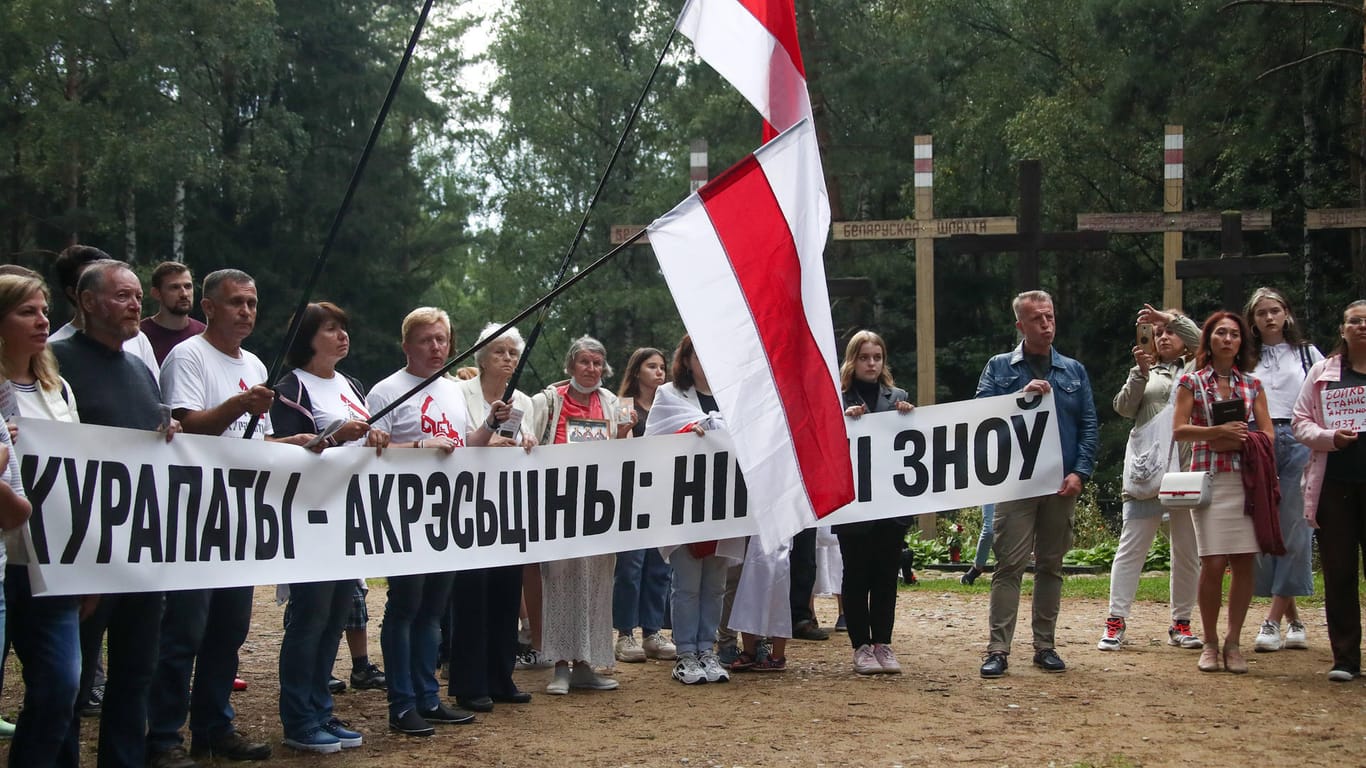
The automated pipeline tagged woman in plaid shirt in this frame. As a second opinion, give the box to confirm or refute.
[1173,311,1274,675]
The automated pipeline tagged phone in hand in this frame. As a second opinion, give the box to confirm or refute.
[1136,322,1157,359]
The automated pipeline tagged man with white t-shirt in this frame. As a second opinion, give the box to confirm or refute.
[50,244,161,381]
[367,307,511,738]
[148,269,308,767]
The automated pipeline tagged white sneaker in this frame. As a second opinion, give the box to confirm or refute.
[569,664,619,690]
[698,651,730,683]
[853,644,881,675]
[671,653,707,685]
[615,634,645,663]
[1328,666,1357,682]
[1097,616,1125,652]
[1254,621,1282,652]
[643,632,677,660]
[545,665,570,695]
[873,643,902,674]
[1284,620,1308,650]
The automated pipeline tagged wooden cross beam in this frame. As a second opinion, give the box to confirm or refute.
[830,136,1019,405]
[1076,125,1272,309]
[1173,211,1292,310]
[937,160,1109,291]
[1306,208,1366,230]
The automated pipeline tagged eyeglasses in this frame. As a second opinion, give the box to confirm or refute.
[1346,317,1366,326]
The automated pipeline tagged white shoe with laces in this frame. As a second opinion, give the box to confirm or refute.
[671,653,707,685]
[873,643,902,674]
[698,651,730,683]
[1283,620,1308,649]
[1255,621,1282,652]
[643,632,677,660]
[853,644,881,675]
[615,634,645,663]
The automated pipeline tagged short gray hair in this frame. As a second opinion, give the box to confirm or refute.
[203,269,254,301]
[1012,290,1053,320]
[76,259,132,297]
[563,335,613,379]
[474,322,525,369]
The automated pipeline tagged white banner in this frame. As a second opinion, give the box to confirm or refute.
[14,392,1061,595]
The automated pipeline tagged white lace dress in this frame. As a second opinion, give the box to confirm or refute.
[541,554,616,667]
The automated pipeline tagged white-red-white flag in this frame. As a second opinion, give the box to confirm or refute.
[647,120,853,548]
[677,0,811,142]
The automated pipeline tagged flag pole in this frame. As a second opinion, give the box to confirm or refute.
[367,229,648,426]
[499,22,682,405]
[243,0,436,438]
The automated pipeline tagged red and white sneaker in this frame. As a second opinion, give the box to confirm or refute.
[1097,616,1125,651]
[1167,620,1204,649]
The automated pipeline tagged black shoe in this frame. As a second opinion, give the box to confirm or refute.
[350,663,386,690]
[1033,648,1066,673]
[327,676,346,695]
[79,684,105,717]
[960,566,982,586]
[147,746,199,768]
[456,696,494,713]
[389,709,435,737]
[980,652,1008,678]
[491,689,533,704]
[419,702,477,725]
[190,730,273,761]
[792,620,830,641]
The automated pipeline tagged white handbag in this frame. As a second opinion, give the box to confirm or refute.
[1158,381,1217,509]
[1122,402,1173,499]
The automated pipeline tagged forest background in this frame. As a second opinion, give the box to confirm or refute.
[4,0,1364,518]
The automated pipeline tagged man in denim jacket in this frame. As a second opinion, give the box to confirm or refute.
[975,290,1098,679]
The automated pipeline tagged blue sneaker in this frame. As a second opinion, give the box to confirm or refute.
[283,727,341,754]
[321,718,362,748]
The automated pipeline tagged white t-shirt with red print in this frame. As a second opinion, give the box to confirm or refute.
[367,368,470,447]
[160,334,270,439]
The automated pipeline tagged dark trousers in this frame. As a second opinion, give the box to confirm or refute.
[381,573,455,718]
[146,586,254,753]
[278,581,352,736]
[836,525,904,648]
[86,592,165,768]
[788,527,818,626]
[448,565,523,699]
[1316,478,1366,672]
[6,565,82,768]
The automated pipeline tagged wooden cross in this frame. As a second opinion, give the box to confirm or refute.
[1173,211,1291,310]
[830,135,1018,405]
[936,159,1109,292]
[1076,125,1272,309]
[1306,207,1366,231]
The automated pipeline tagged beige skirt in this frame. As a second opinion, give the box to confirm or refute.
[1192,472,1259,557]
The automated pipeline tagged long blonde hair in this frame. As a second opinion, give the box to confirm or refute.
[839,330,896,391]
[0,275,61,392]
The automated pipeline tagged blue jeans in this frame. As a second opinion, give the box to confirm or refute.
[279,581,352,736]
[1255,423,1315,597]
[612,548,671,634]
[380,573,454,717]
[974,504,996,569]
[6,565,81,767]
[146,586,254,752]
[666,548,726,656]
[96,591,165,768]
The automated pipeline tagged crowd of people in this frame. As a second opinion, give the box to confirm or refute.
[0,247,1361,767]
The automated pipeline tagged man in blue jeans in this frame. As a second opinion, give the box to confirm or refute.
[975,290,1098,679]
[51,260,184,768]
[145,270,281,766]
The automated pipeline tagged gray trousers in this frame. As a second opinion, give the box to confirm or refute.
[987,493,1076,654]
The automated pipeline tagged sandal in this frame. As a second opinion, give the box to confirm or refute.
[728,651,758,672]
[1198,644,1221,673]
[1223,643,1248,674]
[752,655,787,672]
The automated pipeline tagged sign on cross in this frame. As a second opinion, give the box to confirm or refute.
[1077,125,1272,309]
[1173,211,1292,310]
[937,160,1109,291]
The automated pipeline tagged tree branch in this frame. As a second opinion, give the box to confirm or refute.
[1220,0,1366,17]
[1257,47,1366,79]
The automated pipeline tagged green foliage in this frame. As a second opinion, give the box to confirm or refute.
[904,530,950,567]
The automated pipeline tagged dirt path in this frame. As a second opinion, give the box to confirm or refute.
[5,575,1364,767]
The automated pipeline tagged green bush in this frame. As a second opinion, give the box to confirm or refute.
[904,530,950,565]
